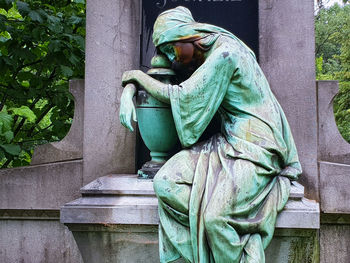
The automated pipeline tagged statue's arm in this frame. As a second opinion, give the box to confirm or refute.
[122,70,170,104]
[119,83,137,131]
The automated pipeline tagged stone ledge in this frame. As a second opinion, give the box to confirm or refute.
[0,159,83,210]
[321,213,350,225]
[61,174,319,229]
[0,209,60,220]
[79,174,305,199]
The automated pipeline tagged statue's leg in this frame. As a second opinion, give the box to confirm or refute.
[241,234,265,263]
[202,159,271,263]
[153,149,198,222]
[153,149,199,263]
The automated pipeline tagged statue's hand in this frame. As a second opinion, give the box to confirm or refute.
[119,83,137,132]
[122,70,141,87]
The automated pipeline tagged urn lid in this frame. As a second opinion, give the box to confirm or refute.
[151,54,171,68]
[147,54,175,76]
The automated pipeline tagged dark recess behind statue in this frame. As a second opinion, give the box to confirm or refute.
[137,0,259,169]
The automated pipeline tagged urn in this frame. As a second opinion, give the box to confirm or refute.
[136,55,178,179]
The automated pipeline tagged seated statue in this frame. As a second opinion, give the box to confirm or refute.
[120,6,302,263]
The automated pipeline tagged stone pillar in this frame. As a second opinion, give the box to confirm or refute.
[83,0,141,184]
[259,0,318,200]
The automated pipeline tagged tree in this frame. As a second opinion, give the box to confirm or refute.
[316,0,349,13]
[0,0,85,168]
[315,3,350,142]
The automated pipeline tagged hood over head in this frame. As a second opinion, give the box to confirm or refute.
[152,6,255,59]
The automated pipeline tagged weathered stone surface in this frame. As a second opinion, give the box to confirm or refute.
[276,198,319,229]
[266,229,319,263]
[61,174,320,229]
[317,81,350,165]
[319,161,350,213]
[83,0,141,185]
[320,224,350,263]
[80,174,155,196]
[31,80,84,165]
[71,225,159,263]
[66,224,318,263]
[0,220,83,263]
[259,0,318,200]
[0,160,83,209]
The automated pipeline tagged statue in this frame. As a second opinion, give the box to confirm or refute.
[120,6,302,263]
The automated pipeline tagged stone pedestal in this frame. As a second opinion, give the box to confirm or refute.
[61,174,319,263]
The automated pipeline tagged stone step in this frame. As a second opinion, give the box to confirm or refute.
[80,174,305,199]
[61,174,319,229]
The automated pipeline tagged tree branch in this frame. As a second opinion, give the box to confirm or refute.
[31,123,53,137]
[27,104,53,137]
[0,93,8,112]
[21,59,43,69]
[13,97,40,138]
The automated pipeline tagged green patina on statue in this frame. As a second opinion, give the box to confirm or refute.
[120,6,302,263]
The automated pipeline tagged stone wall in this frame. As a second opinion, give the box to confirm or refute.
[0,80,84,263]
[0,220,83,263]
[83,0,140,184]
[67,225,318,263]
[259,0,318,201]
[1,1,350,262]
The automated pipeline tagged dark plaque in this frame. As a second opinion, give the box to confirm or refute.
[141,0,259,71]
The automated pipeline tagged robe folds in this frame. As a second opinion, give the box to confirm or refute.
[152,6,302,263]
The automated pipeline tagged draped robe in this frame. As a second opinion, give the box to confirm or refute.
[152,6,302,263]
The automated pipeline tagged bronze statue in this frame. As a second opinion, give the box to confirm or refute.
[120,6,301,263]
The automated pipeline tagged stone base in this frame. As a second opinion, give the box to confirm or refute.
[61,174,320,263]
[66,224,318,263]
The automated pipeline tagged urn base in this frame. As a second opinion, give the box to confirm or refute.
[138,160,165,179]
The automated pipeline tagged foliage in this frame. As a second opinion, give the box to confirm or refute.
[315,3,350,142]
[0,0,85,168]
[334,82,350,142]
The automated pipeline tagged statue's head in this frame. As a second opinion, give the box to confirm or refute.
[152,6,255,70]
[153,6,217,76]
[153,6,196,48]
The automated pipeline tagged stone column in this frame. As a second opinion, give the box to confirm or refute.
[259,0,318,200]
[83,0,141,184]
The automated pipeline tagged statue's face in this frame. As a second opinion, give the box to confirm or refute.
[159,42,194,65]
[159,43,176,62]
[159,41,202,80]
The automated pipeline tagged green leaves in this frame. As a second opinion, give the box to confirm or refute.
[316,3,350,143]
[0,110,13,132]
[3,131,13,142]
[8,106,36,123]
[16,1,30,15]
[0,144,20,155]
[60,65,73,77]
[0,0,85,168]
[0,109,19,159]
[28,10,42,23]
[0,0,15,11]
[333,82,350,142]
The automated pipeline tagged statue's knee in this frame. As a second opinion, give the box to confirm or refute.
[153,172,171,199]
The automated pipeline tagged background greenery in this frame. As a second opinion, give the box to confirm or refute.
[0,0,85,168]
[315,2,350,143]
[0,1,348,168]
